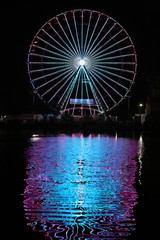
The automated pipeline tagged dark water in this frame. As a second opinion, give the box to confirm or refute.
[1,131,160,239]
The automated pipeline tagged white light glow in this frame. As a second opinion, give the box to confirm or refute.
[79,59,85,66]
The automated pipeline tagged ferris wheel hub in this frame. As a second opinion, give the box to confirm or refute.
[79,59,85,66]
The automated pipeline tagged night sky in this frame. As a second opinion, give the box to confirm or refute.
[1,1,160,115]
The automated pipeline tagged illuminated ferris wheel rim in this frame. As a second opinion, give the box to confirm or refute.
[27,9,137,116]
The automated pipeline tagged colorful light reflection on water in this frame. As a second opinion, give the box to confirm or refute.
[23,134,140,239]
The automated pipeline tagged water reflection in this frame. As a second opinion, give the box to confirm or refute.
[23,134,140,239]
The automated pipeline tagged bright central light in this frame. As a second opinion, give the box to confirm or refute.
[79,59,85,66]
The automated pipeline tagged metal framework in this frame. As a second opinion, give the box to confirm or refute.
[27,9,137,117]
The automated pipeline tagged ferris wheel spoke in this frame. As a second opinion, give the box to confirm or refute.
[41,79,65,97]
[89,68,123,97]
[63,67,81,112]
[56,17,78,55]
[86,17,109,56]
[29,64,70,73]
[81,10,84,55]
[91,44,133,59]
[57,69,79,106]
[49,21,66,44]
[55,70,77,100]
[72,70,81,115]
[31,44,55,56]
[89,28,123,57]
[90,77,110,111]
[36,36,73,59]
[49,21,77,56]
[81,70,83,100]
[83,67,109,111]
[95,36,129,55]
[29,61,67,65]
[32,66,72,82]
[80,67,101,113]
[86,22,116,57]
[96,64,135,74]
[28,52,67,62]
[83,11,92,53]
[97,61,136,65]
[86,80,101,113]
[84,72,92,115]
[72,11,81,53]
[75,71,81,100]
[32,44,71,61]
[91,67,128,90]
[64,13,80,55]
[94,65,133,82]
[36,68,75,91]
[42,29,75,58]
[47,69,76,103]
[88,70,117,105]
[96,53,136,62]
[85,13,101,55]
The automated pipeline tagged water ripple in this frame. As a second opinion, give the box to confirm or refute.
[23,134,139,239]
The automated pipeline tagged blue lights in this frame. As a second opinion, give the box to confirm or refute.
[70,98,94,105]
[79,59,85,66]
[24,134,138,239]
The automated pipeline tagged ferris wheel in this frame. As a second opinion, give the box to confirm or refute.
[27,9,137,117]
